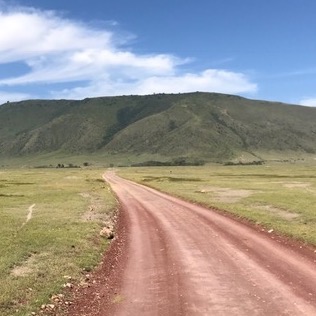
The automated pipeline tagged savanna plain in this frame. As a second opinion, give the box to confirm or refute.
[0,168,116,316]
[1,162,316,315]
[119,163,316,245]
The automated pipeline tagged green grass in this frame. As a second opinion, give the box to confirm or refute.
[0,168,116,316]
[2,162,315,314]
[119,163,316,246]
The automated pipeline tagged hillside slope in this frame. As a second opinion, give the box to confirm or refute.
[1,92,316,163]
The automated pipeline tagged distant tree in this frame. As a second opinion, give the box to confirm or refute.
[172,157,186,166]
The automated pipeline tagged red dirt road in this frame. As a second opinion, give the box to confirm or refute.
[69,171,316,315]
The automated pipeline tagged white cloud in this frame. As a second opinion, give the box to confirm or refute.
[0,50,183,85]
[57,69,257,100]
[299,98,316,107]
[0,8,111,63]
[0,91,32,105]
[133,70,257,95]
[0,5,257,99]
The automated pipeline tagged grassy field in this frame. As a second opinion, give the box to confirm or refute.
[0,168,116,316]
[2,163,316,315]
[119,163,316,246]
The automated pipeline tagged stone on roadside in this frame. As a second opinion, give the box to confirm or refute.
[100,227,114,239]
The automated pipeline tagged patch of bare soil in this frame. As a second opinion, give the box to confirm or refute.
[79,192,91,199]
[11,264,34,277]
[198,186,256,203]
[255,204,300,220]
[11,253,44,277]
[79,190,117,242]
[20,204,36,229]
[79,192,112,223]
[26,204,35,222]
[283,182,311,189]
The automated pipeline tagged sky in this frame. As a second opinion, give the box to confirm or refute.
[0,0,316,106]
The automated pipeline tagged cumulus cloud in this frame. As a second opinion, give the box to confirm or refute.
[0,8,111,62]
[0,5,257,99]
[57,69,256,100]
[299,98,316,107]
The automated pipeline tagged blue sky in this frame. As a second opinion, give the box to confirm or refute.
[0,0,316,106]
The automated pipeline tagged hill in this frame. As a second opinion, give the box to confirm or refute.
[1,92,316,166]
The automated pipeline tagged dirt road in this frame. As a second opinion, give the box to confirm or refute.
[69,171,316,315]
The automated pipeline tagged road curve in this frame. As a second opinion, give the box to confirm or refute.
[72,171,316,315]
[102,171,316,315]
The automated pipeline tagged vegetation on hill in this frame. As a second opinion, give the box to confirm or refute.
[1,92,316,164]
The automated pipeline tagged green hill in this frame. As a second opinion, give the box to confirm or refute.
[1,92,316,166]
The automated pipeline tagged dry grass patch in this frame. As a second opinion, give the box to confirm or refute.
[80,191,114,223]
[282,182,311,189]
[255,205,300,221]
[198,187,256,203]
[10,253,48,277]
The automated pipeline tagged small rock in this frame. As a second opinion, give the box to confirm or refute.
[51,295,59,301]
[268,229,274,233]
[79,281,89,287]
[100,227,114,239]
[64,282,73,288]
